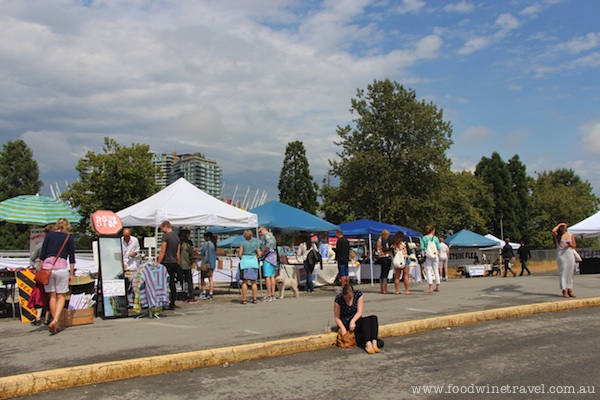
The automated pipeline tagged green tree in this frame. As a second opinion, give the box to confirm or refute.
[475,152,518,239]
[507,155,532,240]
[0,139,42,201]
[319,178,354,224]
[330,79,453,231]
[530,169,599,248]
[63,137,159,243]
[278,141,319,214]
[437,171,494,236]
[0,139,43,249]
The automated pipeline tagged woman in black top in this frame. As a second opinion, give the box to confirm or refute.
[334,284,380,354]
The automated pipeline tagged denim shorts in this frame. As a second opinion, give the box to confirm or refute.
[338,263,349,277]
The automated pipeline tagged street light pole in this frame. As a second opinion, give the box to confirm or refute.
[500,210,504,239]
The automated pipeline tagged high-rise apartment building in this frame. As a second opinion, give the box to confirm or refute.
[168,153,222,198]
[150,152,176,189]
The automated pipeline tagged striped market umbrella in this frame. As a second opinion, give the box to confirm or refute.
[0,194,81,225]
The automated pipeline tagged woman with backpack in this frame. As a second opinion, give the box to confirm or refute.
[420,225,441,293]
[392,231,412,295]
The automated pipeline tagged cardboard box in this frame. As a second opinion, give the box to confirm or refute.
[59,308,95,327]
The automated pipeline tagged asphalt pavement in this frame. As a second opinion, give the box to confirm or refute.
[0,272,599,398]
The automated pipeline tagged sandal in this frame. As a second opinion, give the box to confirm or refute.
[241,300,247,305]
[405,291,413,295]
[251,299,257,304]
[568,290,576,298]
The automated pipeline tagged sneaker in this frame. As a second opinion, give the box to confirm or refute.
[199,293,207,300]
[188,299,198,304]
[261,296,270,302]
[208,293,213,300]
[270,296,276,301]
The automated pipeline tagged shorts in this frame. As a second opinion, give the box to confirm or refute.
[44,268,69,294]
[240,268,258,281]
[338,263,349,277]
[263,261,276,277]
[201,268,214,279]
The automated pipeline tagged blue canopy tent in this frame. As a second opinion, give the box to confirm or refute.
[445,229,497,247]
[217,235,259,248]
[212,200,339,234]
[335,219,421,286]
[337,219,421,238]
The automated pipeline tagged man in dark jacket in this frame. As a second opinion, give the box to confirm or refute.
[501,237,517,277]
[517,241,532,276]
[335,230,351,288]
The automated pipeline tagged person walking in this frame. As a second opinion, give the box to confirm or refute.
[376,230,392,294]
[438,237,450,281]
[517,240,532,276]
[39,218,75,335]
[420,225,440,293]
[157,220,181,310]
[501,237,517,277]
[552,222,577,298]
[334,230,351,289]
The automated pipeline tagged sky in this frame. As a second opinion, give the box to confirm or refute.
[1,0,599,205]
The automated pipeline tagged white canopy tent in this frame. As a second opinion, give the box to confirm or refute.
[116,178,258,228]
[569,211,600,238]
[481,234,520,250]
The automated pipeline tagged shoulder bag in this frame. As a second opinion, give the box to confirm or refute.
[35,234,69,285]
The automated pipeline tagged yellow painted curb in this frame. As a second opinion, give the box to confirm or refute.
[1,297,599,399]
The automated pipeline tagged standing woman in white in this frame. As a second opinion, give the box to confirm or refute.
[420,225,441,293]
[552,222,577,298]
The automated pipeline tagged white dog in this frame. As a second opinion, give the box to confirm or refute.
[275,275,299,299]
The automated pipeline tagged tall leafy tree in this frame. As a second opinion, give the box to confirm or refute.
[330,79,453,231]
[507,155,532,240]
[63,137,159,240]
[278,141,319,214]
[0,139,43,249]
[319,178,354,224]
[530,169,599,248]
[437,171,494,236]
[475,152,518,239]
[0,139,42,201]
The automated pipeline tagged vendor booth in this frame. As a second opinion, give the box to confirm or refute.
[569,212,600,274]
[445,229,498,277]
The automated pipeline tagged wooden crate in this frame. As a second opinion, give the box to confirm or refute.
[59,308,94,327]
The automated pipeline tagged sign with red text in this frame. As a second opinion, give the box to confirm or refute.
[91,210,123,236]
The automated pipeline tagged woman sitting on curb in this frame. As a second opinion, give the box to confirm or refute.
[333,284,381,354]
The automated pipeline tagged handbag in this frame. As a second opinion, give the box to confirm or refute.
[200,241,211,272]
[392,248,405,268]
[35,234,70,285]
[574,250,583,263]
[336,330,356,348]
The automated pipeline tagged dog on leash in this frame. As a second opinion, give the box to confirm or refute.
[275,275,299,299]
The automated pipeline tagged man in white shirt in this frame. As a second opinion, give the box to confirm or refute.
[438,238,450,281]
[121,228,140,271]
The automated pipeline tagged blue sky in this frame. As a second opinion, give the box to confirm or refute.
[1,0,599,205]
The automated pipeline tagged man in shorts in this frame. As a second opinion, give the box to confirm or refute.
[199,232,216,300]
[335,230,351,289]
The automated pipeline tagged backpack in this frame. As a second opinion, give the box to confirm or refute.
[425,239,438,259]
[392,248,405,268]
[307,248,322,268]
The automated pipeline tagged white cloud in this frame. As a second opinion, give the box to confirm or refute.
[442,1,475,13]
[556,32,600,54]
[580,121,600,154]
[392,0,426,15]
[458,126,494,144]
[458,13,520,54]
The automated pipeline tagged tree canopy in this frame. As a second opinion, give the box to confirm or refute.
[278,141,319,214]
[63,137,159,240]
[0,139,43,249]
[325,78,453,231]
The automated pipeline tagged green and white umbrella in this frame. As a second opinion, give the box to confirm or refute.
[0,195,81,225]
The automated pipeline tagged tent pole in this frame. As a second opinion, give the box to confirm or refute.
[369,233,374,287]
